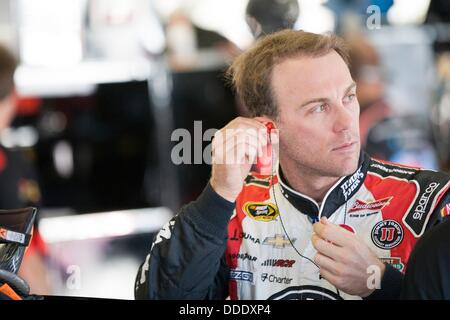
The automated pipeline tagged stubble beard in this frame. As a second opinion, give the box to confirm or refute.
[279,140,360,180]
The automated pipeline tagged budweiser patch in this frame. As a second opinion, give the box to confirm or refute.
[348,197,393,213]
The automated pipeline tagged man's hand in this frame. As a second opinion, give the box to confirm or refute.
[312,217,385,297]
[210,117,277,202]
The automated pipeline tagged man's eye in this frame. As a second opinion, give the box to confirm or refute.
[312,104,327,113]
[344,94,356,103]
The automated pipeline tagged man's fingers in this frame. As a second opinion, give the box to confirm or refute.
[314,253,343,276]
[222,135,260,153]
[318,267,341,288]
[215,127,265,146]
[311,234,345,261]
[212,129,267,164]
[227,117,268,131]
[226,117,272,145]
[213,142,259,165]
[214,127,268,153]
[313,218,354,247]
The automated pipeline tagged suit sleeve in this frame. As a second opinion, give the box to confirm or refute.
[134,183,235,300]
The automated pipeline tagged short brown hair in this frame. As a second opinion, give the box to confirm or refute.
[227,30,350,118]
[0,45,17,100]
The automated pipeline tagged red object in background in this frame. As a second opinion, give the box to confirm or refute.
[15,95,42,116]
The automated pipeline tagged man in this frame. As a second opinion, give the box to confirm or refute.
[135,30,450,300]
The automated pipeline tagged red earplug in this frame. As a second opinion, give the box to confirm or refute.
[253,121,275,175]
[265,121,275,133]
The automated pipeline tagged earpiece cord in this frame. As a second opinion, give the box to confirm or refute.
[343,201,348,226]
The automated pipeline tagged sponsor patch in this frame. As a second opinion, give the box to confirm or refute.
[244,175,271,188]
[379,257,405,272]
[261,259,295,268]
[243,202,279,222]
[371,220,404,249]
[403,181,444,237]
[261,273,292,285]
[340,167,364,200]
[348,197,393,213]
[411,182,440,221]
[370,161,417,176]
[229,230,261,244]
[262,234,294,249]
[230,270,254,283]
[228,252,257,262]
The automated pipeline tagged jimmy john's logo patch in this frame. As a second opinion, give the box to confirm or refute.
[243,202,279,221]
[371,220,403,249]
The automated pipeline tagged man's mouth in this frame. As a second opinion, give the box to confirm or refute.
[332,141,357,151]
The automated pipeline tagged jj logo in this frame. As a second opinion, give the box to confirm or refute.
[379,227,395,242]
[371,220,404,249]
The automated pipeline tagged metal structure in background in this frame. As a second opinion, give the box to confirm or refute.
[145,56,181,212]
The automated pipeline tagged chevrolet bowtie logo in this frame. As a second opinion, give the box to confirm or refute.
[262,234,295,248]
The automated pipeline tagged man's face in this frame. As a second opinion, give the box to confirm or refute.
[271,50,360,178]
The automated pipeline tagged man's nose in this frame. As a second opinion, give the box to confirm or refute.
[333,103,354,133]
